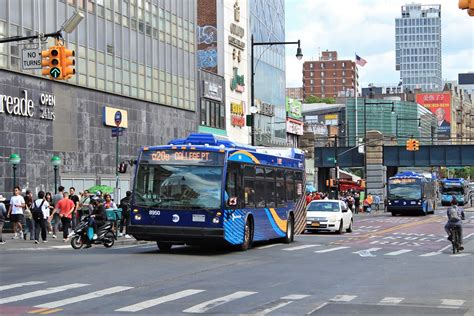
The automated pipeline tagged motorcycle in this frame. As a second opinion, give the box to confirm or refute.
[70,215,115,249]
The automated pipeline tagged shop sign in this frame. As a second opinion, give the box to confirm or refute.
[324,114,338,126]
[230,101,245,127]
[229,36,246,50]
[0,89,55,120]
[230,67,245,93]
[203,81,223,101]
[255,99,274,117]
[229,1,245,51]
[286,118,304,135]
[103,106,128,128]
[286,97,302,119]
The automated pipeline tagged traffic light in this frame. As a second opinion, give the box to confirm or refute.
[40,46,61,79]
[60,46,75,79]
[459,0,474,16]
[246,114,253,127]
[413,140,420,151]
[326,179,335,188]
[406,139,414,151]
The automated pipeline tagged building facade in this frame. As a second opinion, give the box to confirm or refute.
[302,50,358,100]
[0,0,198,198]
[458,72,474,95]
[286,87,303,100]
[395,3,442,92]
[249,0,287,146]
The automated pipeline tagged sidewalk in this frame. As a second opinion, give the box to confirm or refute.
[0,232,150,250]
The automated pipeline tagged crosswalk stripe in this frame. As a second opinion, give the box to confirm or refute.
[35,286,133,308]
[116,289,205,312]
[0,281,46,292]
[280,294,310,300]
[384,249,412,256]
[352,248,381,254]
[449,253,470,257]
[440,299,465,307]
[419,252,441,257]
[0,283,88,305]
[282,244,320,251]
[256,244,282,249]
[255,301,293,315]
[314,246,349,254]
[182,291,257,313]
[379,297,404,305]
[330,295,356,302]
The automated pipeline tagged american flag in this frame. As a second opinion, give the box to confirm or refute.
[355,54,367,67]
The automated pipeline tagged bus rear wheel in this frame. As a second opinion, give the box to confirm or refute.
[239,218,253,251]
[281,214,294,244]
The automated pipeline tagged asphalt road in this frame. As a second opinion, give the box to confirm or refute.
[1,207,473,316]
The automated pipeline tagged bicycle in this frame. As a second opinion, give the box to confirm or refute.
[449,226,462,254]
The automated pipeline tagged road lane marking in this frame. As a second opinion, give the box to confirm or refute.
[438,245,452,252]
[306,302,328,314]
[254,301,293,315]
[384,249,412,256]
[330,295,356,302]
[314,246,349,253]
[49,245,71,249]
[352,248,381,256]
[116,289,205,312]
[39,308,63,314]
[419,252,441,257]
[378,297,404,305]
[182,291,257,313]
[28,308,50,314]
[281,294,310,300]
[282,244,320,251]
[0,281,45,292]
[35,286,133,308]
[0,283,88,305]
[439,299,465,308]
[464,233,474,239]
[449,253,470,257]
[256,244,282,249]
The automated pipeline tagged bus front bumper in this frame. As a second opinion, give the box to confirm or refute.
[129,225,225,242]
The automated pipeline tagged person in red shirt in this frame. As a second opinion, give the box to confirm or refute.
[51,192,75,241]
[305,192,313,205]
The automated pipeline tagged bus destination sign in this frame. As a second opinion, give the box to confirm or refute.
[143,150,223,165]
[390,178,417,184]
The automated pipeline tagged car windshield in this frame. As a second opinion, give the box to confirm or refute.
[441,186,464,194]
[134,164,223,210]
[307,202,340,212]
[388,184,422,200]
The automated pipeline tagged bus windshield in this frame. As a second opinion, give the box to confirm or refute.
[388,184,422,200]
[441,186,464,195]
[134,164,223,210]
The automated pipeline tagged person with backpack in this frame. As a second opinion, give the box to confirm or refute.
[32,191,50,244]
[444,197,465,251]
[118,191,132,238]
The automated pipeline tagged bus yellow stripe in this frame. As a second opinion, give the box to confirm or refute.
[229,150,260,164]
[269,208,287,232]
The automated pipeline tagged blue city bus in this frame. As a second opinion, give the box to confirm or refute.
[128,133,306,251]
[440,178,469,206]
[387,172,437,216]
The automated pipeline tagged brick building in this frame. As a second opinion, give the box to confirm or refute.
[286,87,303,100]
[302,50,358,99]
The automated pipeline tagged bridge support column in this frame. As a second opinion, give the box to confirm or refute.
[366,131,386,209]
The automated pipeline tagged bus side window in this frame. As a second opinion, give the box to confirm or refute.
[255,167,265,208]
[265,168,276,208]
[244,165,256,208]
[226,163,243,208]
[285,171,295,202]
[276,169,285,206]
[295,171,303,199]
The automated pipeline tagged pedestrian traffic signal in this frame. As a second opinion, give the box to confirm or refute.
[459,0,474,16]
[60,46,75,80]
[117,162,127,173]
[40,46,62,78]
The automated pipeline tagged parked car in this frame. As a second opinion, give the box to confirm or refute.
[304,200,353,234]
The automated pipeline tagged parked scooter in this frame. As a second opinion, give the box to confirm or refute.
[70,215,115,249]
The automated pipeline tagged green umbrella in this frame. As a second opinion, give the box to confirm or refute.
[87,185,115,194]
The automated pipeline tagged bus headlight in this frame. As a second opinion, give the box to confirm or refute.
[212,217,220,224]
[134,214,142,221]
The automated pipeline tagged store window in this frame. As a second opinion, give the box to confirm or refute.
[200,99,225,129]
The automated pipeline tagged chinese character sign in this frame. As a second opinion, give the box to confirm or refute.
[416,93,451,139]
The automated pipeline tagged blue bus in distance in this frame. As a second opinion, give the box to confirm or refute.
[387,172,437,216]
[129,133,306,251]
[440,178,469,206]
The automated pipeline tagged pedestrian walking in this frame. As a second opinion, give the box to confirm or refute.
[69,187,80,229]
[354,193,360,214]
[374,194,381,212]
[45,192,54,236]
[51,191,75,242]
[23,190,35,240]
[119,191,132,238]
[7,186,25,240]
[0,195,7,244]
[51,186,65,238]
[32,191,49,243]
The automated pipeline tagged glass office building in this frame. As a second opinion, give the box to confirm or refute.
[249,0,286,146]
[395,3,442,92]
[0,0,198,198]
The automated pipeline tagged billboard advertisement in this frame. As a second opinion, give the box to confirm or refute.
[286,97,302,119]
[416,92,451,139]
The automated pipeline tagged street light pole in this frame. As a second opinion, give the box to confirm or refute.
[250,35,302,146]
[8,154,21,190]
[51,155,62,194]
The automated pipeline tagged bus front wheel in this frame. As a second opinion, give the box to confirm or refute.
[239,218,253,251]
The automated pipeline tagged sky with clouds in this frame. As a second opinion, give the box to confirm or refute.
[284,0,474,89]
